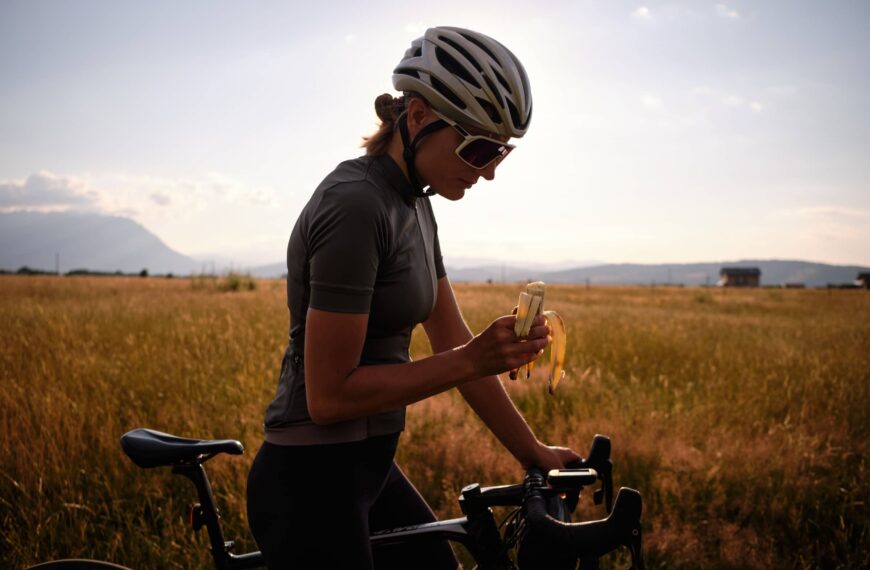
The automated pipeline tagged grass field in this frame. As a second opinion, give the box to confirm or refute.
[1,276,867,569]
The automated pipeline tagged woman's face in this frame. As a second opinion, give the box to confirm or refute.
[410,105,508,201]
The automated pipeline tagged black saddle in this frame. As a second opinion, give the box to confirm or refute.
[121,428,244,468]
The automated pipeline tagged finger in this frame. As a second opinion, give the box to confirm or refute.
[526,324,551,339]
[511,305,518,315]
[495,314,519,328]
[508,336,549,356]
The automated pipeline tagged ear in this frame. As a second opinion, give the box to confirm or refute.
[405,97,434,139]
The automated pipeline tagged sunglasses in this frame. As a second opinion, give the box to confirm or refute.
[431,110,515,169]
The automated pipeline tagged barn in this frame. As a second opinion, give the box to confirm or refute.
[719,267,761,287]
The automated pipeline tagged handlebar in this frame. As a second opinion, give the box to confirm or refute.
[457,434,644,569]
[522,467,644,569]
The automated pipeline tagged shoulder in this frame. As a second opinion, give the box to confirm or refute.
[316,156,392,211]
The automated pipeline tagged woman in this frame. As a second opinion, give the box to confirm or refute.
[246,26,581,569]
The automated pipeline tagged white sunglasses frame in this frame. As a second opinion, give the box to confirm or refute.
[431,109,515,170]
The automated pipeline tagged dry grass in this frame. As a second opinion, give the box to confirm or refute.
[1,277,867,569]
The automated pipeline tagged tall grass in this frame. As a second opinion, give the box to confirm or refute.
[1,277,867,568]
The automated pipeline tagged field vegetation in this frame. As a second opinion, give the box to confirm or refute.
[1,276,867,568]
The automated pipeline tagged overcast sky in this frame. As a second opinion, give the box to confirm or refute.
[1,0,868,268]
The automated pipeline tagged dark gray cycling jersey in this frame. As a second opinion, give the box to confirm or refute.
[264,153,447,445]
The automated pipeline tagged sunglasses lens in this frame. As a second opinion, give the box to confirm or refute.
[458,138,512,168]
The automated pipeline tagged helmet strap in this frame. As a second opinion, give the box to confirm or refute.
[397,111,448,198]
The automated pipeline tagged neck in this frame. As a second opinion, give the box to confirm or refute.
[385,131,410,182]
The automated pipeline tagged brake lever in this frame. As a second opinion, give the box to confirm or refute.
[568,434,614,513]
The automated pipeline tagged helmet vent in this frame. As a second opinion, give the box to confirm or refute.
[482,75,504,109]
[435,46,480,89]
[493,68,512,95]
[507,99,529,130]
[431,75,467,110]
[460,32,498,63]
[396,67,420,80]
[413,46,422,58]
[476,97,502,124]
[439,35,483,72]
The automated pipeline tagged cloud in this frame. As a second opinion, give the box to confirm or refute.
[641,94,663,109]
[694,88,763,112]
[344,34,357,43]
[721,95,763,111]
[2,169,276,220]
[150,192,171,206]
[716,4,740,19]
[631,6,652,20]
[204,172,273,206]
[0,172,99,211]
[791,206,870,221]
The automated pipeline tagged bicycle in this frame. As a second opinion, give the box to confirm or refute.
[26,428,645,569]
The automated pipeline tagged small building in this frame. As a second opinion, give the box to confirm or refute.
[857,272,870,289]
[718,267,761,287]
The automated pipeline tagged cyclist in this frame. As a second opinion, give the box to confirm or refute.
[246,26,581,569]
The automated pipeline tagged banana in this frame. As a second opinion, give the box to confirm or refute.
[510,281,567,394]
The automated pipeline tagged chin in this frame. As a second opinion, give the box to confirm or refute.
[431,184,466,201]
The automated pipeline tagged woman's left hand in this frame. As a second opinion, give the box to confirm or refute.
[522,442,583,471]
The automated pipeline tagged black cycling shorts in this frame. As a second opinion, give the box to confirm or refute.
[246,433,459,569]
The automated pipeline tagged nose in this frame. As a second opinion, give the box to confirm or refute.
[480,159,499,181]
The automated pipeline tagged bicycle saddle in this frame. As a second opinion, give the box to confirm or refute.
[121,428,244,468]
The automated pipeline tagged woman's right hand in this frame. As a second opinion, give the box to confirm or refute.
[461,314,551,378]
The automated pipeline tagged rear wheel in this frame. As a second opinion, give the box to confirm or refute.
[26,560,133,570]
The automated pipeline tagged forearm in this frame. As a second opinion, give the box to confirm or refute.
[308,345,477,425]
[426,310,544,467]
[457,375,543,467]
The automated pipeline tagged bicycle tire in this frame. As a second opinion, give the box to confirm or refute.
[26,560,133,570]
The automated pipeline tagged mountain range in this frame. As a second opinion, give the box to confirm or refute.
[0,211,197,275]
[2,210,867,286]
[444,260,869,287]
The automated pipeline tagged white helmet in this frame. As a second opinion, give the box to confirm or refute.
[393,26,533,138]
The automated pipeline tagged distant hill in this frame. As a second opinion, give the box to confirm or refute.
[524,260,869,288]
[248,258,601,280]
[250,261,286,278]
[251,258,868,287]
[0,211,198,275]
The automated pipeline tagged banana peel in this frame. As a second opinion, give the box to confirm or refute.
[510,281,567,394]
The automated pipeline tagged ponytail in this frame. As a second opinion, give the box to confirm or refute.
[361,93,406,155]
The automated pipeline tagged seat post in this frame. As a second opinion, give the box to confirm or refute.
[172,463,234,570]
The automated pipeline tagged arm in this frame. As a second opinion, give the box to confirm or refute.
[422,277,581,470]
[304,303,546,426]
[302,184,546,425]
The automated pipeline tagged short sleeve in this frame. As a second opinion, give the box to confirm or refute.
[307,183,387,313]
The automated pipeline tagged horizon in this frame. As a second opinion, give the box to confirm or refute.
[1,1,868,267]
[3,208,870,274]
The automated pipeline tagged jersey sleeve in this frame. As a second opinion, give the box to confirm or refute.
[307,183,388,313]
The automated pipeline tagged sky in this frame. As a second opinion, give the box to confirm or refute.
[1,0,868,268]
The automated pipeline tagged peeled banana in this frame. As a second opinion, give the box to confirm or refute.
[510,281,567,394]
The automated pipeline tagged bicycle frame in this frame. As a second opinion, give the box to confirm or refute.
[176,461,516,569]
[30,431,640,569]
[174,460,600,570]
[116,429,635,570]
